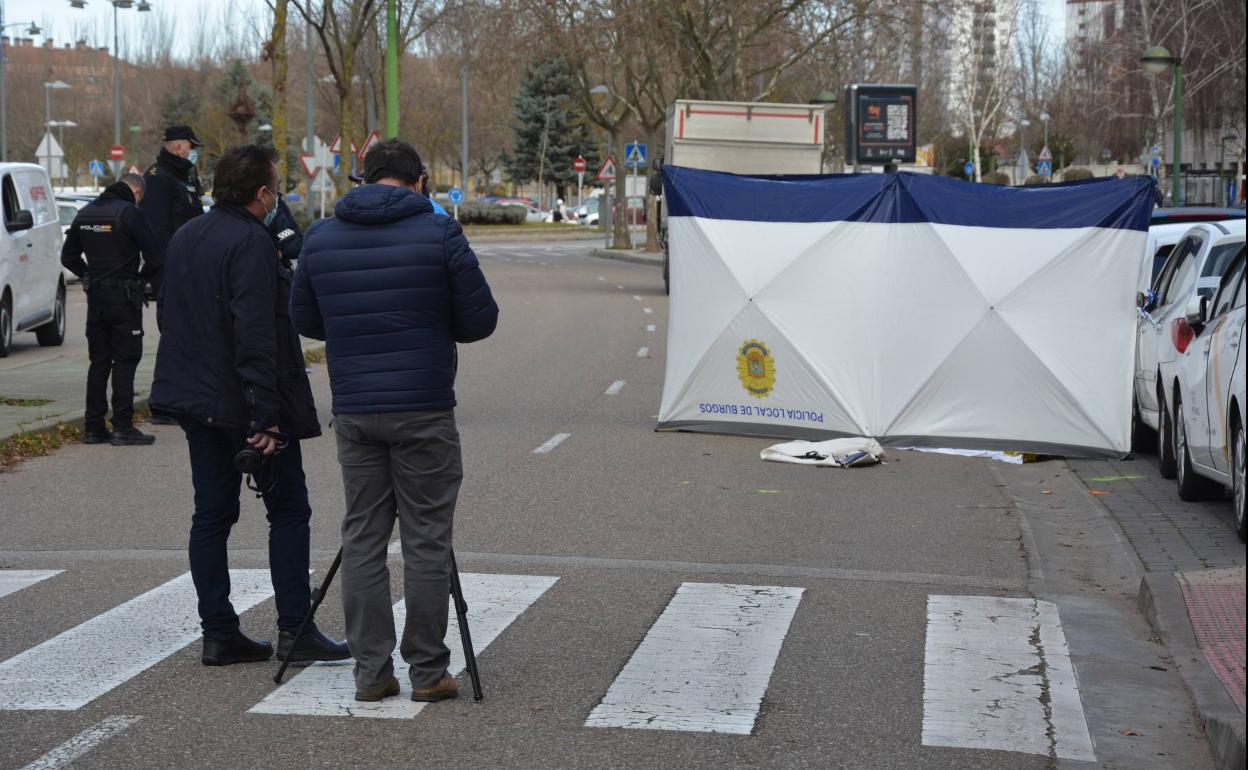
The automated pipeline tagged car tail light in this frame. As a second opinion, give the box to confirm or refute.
[1172,318,1196,354]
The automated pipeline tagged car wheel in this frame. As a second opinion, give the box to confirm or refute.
[1157,387,1177,479]
[1233,420,1246,543]
[35,284,66,347]
[1175,393,1220,502]
[0,291,12,358]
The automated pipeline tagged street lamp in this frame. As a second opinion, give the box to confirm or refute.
[1140,45,1182,206]
[70,0,154,175]
[43,81,71,183]
[0,11,43,161]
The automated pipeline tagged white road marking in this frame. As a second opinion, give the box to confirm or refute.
[632,295,642,300]
[17,715,143,770]
[532,433,570,454]
[646,324,656,332]
[0,570,62,599]
[615,285,625,290]
[604,380,625,395]
[636,347,649,357]
[250,573,557,718]
[585,582,803,734]
[387,539,401,554]
[597,276,606,281]
[0,571,274,711]
[643,307,653,314]
[922,595,1095,761]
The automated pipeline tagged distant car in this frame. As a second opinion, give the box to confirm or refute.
[56,196,91,284]
[1170,245,1244,539]
[495,200,549,223]
[1,163,66,356]
[1136,220,1245,474]
[572,196,600,225]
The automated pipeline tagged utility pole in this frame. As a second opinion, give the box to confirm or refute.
[460,0,469,194]
[112,2,121,177]
[305,19,315,219]
[385,0,398,138]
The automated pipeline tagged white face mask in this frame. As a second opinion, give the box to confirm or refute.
[187,148,200,164]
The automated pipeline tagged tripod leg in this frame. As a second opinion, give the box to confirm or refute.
[273,547,343,685]
[449,549,483,701]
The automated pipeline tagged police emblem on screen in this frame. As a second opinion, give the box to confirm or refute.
[737,340,776,398]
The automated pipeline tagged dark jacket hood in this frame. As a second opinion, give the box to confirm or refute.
[99,181,136,204]
[334,183,433,225]
[156,147,195,178]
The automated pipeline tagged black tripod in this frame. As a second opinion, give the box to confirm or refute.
[273,547,484,702]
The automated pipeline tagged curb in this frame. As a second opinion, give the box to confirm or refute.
[1,342,328,447]
[588,248,664,267]
[464,230,603,243]
[1138,572,1246,770]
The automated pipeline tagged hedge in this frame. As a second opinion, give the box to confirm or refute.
[455,201,526,225]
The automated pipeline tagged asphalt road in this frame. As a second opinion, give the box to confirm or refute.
[0,240,1218,769]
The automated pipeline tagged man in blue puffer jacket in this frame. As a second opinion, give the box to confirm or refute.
[290,139,497,704]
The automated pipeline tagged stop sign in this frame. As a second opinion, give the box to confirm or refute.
[573,155,586,173]
[109,144,125,160]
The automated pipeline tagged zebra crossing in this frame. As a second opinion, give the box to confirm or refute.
[0,568,1094,760]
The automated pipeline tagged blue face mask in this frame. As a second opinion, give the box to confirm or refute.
[262,188,280,227]
[187,148,200,164]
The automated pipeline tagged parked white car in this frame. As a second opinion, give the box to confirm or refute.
[0,163,66,356]
[56,195,92,284]
[1134,220,1245,474]
[1170,246,1245,539]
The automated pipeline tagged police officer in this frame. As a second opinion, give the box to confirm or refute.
[270,195,303,268]
[143,125,206,425]
[61,174,163,446]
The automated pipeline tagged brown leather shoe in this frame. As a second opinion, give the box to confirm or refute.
[355,675,400,702]
[410,672,459,702]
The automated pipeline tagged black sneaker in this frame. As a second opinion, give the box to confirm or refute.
[202,631,273,666]
[277,628,351,663]
[82,429,112,445]
[110,426,156,446]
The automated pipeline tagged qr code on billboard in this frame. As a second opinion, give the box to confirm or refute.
[886,104,909,140]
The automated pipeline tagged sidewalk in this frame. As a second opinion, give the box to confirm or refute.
[589,246,664,267]
[1070,456,1246,770]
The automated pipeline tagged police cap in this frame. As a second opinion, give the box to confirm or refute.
[162,125,204,146]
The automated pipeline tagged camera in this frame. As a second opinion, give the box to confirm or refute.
[234,446,268,475]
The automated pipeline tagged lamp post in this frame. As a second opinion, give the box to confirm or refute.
[1140,45,1182,206]
[0,11,43,162]
[48,120,77,185]
[70,0,153,176]
[43,80,71,182]
[1019,118,1031,181]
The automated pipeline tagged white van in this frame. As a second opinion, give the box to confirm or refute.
[0,163,66,356]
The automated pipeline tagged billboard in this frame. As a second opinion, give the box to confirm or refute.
[843,84,917,166]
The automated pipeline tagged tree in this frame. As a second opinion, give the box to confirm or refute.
[503,56,599,204]
[265,0,291,185]
[949,0,1020,182]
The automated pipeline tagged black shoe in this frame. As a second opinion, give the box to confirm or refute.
[148,413,178,426]
[82,429,112,445]
[277,628,351,663]
[110,426,156,446]
[202,631,273,666]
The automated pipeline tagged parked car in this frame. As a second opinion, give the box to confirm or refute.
[1170,245,1245,539]
[56,195,91,284]
[495,200,549,223]
[1139,222,1198,293]
[1150,206,1245,227]
[1135,220,1245,474]
[0,163,66,356]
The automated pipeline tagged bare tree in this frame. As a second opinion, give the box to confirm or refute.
[265,0,292,184]
[949,0,1020,181]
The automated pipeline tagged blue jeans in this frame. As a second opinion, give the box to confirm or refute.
[181,419,313,640]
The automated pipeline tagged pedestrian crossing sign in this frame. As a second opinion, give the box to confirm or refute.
[88,160,106,178]
[624,142,647,169]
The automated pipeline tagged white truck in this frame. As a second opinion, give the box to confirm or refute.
[656,99,830,292]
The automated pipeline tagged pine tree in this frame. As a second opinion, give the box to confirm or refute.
[503,55,598,200]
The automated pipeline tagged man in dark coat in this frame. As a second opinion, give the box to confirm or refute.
[290,139,498,703]
[60,173,163,446]
[142,125,206,278]
[151,145,348,667]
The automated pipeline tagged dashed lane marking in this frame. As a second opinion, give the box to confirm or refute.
[0,570,62,599]
[532,433,571,454]
[646,324,656,332]
[643,308,653,314]
[0,571,274,710]
[637,347,649,357]
[17,715,143,770]
[586,582,804,734]
[250,574,558,719]
[604,380,625,395]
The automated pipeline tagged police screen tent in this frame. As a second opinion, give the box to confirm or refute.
[657,167,1156,458]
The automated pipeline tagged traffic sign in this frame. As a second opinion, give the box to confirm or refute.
[1037,145,1052,162]
[328,134,358,156]
[573,155,587,173]
[448,187,465,205]
[1036,160,1052,176]
[1151,155,1161,169]
[624,142,647,169]
[299,153,320,177]
[358,129,381,162]
[963,161,974,177]
[88,159,106,178]
[596,155,617,181]
[109,144,125,160]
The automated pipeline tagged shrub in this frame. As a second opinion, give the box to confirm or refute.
[1023,174,1048,186]
[1062,167,1094,181]
[984,171,1010,185]
[455,201,526,225]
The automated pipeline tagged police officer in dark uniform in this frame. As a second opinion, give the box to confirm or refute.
[61,174,163,446]
[270,196,303,267]
[143,125,206,425]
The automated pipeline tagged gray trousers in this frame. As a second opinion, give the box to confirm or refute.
[334,411,462,689]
